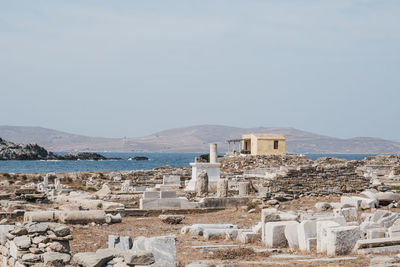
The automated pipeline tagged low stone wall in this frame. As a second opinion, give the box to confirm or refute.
[0,222,72,266]
[263,163,370,197]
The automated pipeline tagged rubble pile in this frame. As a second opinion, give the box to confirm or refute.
[220,154,312,176]
[84,166,191,191]
[362,155,400,166]
[264,162,369,198]
[0,222,72,266]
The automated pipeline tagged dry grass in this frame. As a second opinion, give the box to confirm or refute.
[211,248,270,260]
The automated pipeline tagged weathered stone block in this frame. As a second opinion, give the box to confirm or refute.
[326,226,361,256]
[143,191,160,199]
[160,191,177,199]
[264,221,298,248]
[108,235,132,250]
[284,221,299,249]
[163,175,181,186]
[298,220,316,252]
[316,221,340,253]
[132,235,176,267]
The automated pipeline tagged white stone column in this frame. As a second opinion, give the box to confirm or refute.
[43,174,49,188]
[210,143,217,163]
[54,178,61,191]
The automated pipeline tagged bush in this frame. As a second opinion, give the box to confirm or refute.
[48,174,57,183]
[97,202,103,209]
[247,201,258,211]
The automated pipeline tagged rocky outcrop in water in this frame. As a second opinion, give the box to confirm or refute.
[0,138,51,160]
[0,138,118,160]
[57,152,111,160]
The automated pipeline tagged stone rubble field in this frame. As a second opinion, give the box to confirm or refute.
[0,154,400,266]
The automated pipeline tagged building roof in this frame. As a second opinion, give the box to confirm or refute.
[242,133,286,140]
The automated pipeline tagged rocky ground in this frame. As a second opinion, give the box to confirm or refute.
[67,200,374,267]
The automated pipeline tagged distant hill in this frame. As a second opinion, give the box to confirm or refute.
[0,125,399,154]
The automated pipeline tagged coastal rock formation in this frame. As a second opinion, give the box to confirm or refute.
[0,138,50,160]
[57,152,113,160]
[0,137,118,160]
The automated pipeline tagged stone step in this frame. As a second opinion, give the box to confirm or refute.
[355,237,400,250]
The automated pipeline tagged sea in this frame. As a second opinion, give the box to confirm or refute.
[0,153,381,174]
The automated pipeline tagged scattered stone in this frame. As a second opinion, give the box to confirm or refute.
[159,214,185,224]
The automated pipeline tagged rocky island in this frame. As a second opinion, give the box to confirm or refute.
[0,137,119,160]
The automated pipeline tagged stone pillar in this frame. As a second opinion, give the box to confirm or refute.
[209,143,217,164]
[43,174,49,188]
[196,170,208,197]
[238,182,250,196]
[217,179,228,198]
[54,178,61,191]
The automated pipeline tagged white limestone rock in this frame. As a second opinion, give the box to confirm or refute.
[132,235,176,267]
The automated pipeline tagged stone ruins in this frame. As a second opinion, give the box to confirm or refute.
[0,146,400,266]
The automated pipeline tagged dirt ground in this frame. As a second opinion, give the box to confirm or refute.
[69,197,373,267]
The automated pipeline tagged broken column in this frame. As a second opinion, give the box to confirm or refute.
[238,182,250,196]
[217,179,228,198]
[44,174,49,189]
[54,178,61,191]
[186,143,221,191]
[196,170,208,197]
[210,143,217,163]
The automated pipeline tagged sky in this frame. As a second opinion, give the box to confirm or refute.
[1,1,399,140]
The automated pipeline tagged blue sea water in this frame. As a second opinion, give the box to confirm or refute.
[0,153,380,174]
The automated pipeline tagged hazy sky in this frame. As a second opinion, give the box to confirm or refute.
[1,1,399,140]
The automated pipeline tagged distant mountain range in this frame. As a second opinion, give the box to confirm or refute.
[0,125,399,154]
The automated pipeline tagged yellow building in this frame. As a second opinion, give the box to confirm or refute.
[242,134,286,155]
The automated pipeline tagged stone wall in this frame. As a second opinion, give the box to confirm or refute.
[0,222,72,266]
[262,163,370,198]
[220,154,313,176]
